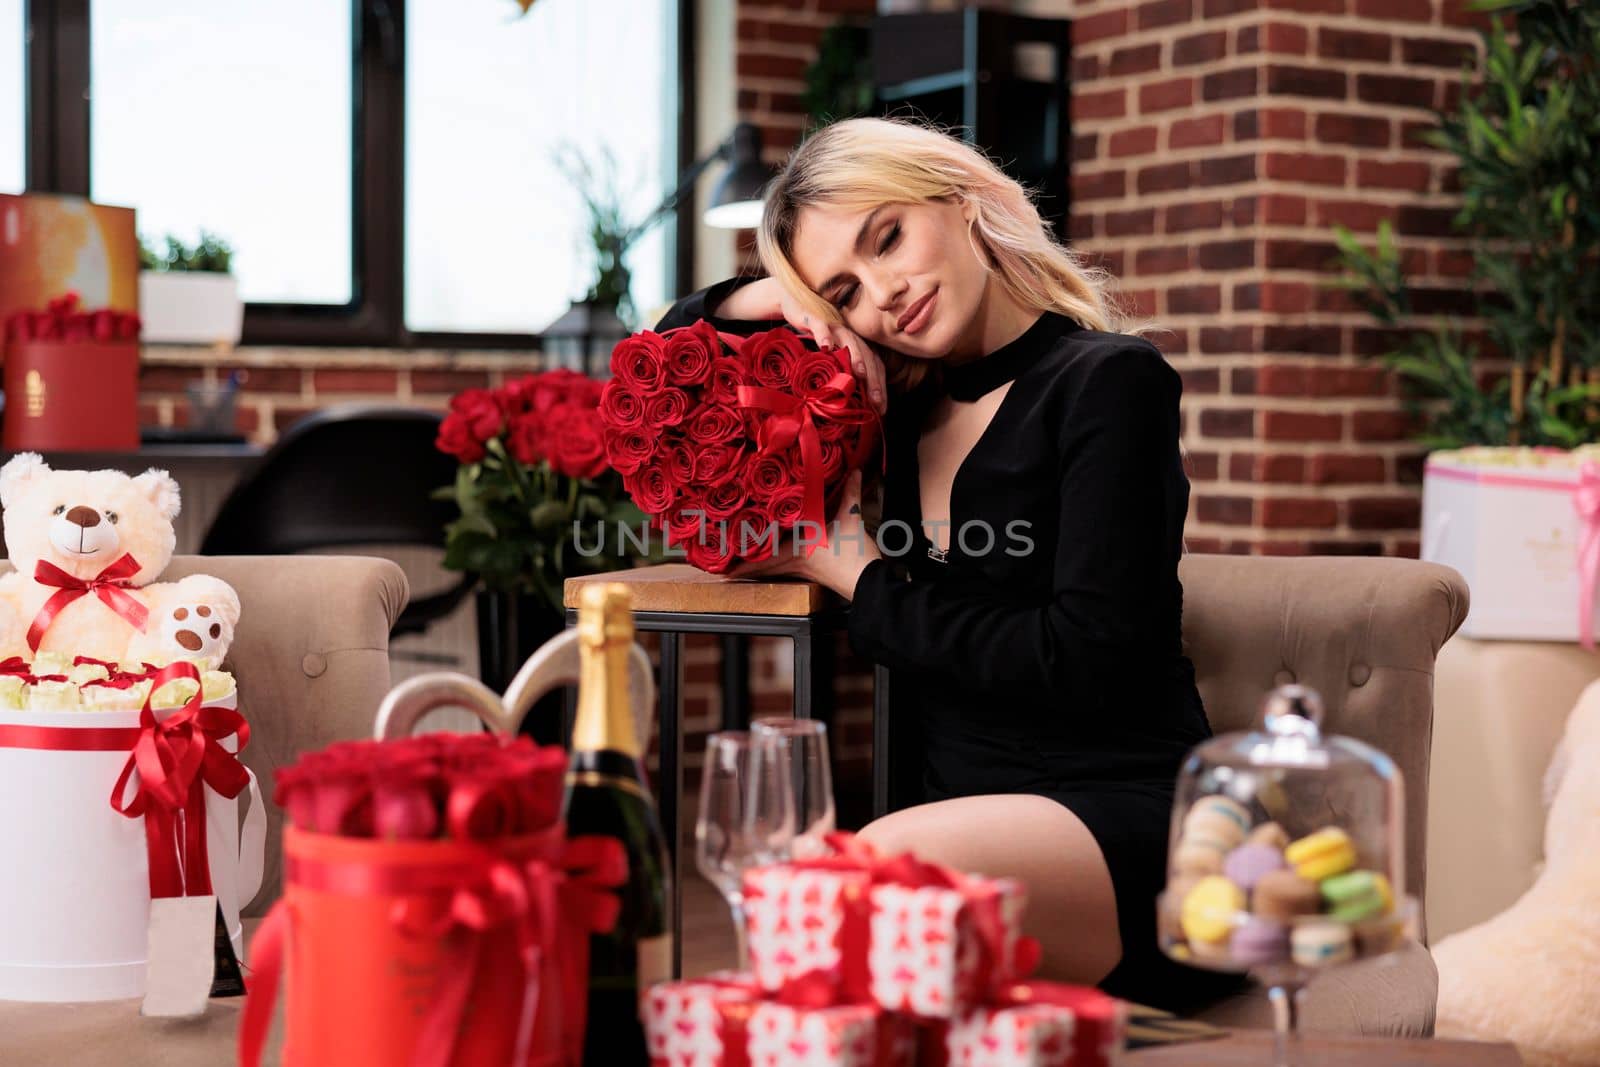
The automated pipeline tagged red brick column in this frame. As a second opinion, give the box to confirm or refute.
[1068,0,1492,555]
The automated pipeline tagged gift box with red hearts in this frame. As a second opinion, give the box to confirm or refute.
[922,983,1127,1067]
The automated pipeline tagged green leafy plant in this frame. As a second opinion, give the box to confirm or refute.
[139,231,234,273]
[1331,0,1600,447]
[552,145,636,325]
[802,22,874,128]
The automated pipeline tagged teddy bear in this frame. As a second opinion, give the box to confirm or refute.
[1432,679,1600,1067]
[0,453,240,667]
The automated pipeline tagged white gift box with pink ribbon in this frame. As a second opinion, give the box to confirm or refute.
[0,684,265,1002]
[1422,449,1600,644]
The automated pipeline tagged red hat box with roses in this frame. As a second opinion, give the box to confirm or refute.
[2,293,141,452]
[0,661,263,1001]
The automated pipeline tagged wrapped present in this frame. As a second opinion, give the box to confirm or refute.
[644,972,915,1067]
[745,833,1033,1020]
[922,982,1126,1067]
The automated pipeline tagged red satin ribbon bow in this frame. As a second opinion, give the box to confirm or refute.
[28,553,150,651]
[737,362,878,555]
[109,661,251,898]
[368,834,625,1067]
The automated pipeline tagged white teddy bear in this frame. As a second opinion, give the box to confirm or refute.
[0,453,239,667]
[1433,680,1600,1067]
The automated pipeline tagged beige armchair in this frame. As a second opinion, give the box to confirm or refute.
[0,555,407,1066]
[1177,553,1470,1037]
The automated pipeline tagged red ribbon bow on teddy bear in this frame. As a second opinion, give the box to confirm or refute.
[27,552,150,652]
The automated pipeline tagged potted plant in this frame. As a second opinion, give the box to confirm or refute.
[138,231,244,346]
[1331,0,1600,641]
[434,369,661,696]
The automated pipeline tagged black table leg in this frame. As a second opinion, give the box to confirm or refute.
[792,630,813,720]
[720,634,749,730]
[872,664,891,819]
[657,630,684,980]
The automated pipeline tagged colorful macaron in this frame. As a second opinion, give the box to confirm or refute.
[1183,795,1253,849]
[1181,876,1246,944]
[1251,868,1322,921]
[1173,835,1231,876]
[1291,920,1353,967]
[1320,870,1393,923]
[1223,843,1287,892]
[1229,917,1290,966]
[1284,827,1357,882]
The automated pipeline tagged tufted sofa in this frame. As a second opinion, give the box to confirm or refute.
[1176,553,1470,1036]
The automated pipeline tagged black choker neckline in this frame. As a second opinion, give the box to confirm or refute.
[941,311,1079,402]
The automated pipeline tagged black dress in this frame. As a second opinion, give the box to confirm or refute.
[657,283,1244,1012]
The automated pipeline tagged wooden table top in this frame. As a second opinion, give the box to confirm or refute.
[1129,1031,1521,1065]
[564,563,834,616]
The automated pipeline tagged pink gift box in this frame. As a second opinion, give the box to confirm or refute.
[924,983,1127,1067]
[743,859,1029,1020]
[642,971,916,1067]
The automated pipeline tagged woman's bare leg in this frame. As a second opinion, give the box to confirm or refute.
[858,794,1122,985]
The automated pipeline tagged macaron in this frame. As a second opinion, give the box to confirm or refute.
[1160,876,1201,943]
[1291,920,1353,967]
[1285,827,1357,882]
[1321,871,1393,923]
[1223,843,1288,892]
[1251,869,1322,921]
[1173,835,1230,876]
[1229,918,1290,966]
[1246,821,1290,852]
[1180,876,1245,944]
[1183,795,1253,848]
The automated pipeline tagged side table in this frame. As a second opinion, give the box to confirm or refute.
[563,564,889,978]
[1129,1032,1521,1065]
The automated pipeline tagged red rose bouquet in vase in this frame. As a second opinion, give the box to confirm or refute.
[239,733,626,1067]
[600,321,880,573]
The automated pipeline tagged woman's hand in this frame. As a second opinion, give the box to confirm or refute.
[727,472,879,600]
[715,277,887,414]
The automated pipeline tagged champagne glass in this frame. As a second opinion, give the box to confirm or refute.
[751,716,835,859]
[694,731,794,968]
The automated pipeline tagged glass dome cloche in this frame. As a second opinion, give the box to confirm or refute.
[1157,684,1419,1065]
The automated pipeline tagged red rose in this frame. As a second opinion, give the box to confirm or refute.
[547,403,609,480]
[684,529,736,573]
[629,460,678,514]
[645,387,691,430]
[663,497,712,548]
[768,484,808,528]
[436,412,486,463]
[741,328,809,390]
[730,508,779,562]
[664,440,695,486]
[605,427,657,476]
[665,319,722,386]
[791,348,849,398]
[611,332,670,395]
[686,405,746,447]
[818,437,845,482]
[372,770,441,841]
[743,451,794,500]
[449,387,507,441]
[707,356,748,406]
[702,480,746,522]
[692,444,747,489]
[506,411,547,465]
[599,379,648,431]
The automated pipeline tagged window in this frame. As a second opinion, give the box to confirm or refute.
[404,0,675,335]
[0,0,22,193]
[89,0,354,305]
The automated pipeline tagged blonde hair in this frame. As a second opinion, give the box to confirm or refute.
[757,117,1154,390]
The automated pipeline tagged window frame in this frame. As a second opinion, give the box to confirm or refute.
[19,0,692,349]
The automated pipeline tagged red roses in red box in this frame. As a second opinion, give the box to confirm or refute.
[1,292,141,452]
[600,321,880,573]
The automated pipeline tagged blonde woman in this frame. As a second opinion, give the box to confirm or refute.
[655,117,1240,1011]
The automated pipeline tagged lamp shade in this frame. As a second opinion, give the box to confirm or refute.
[704,123,774,230]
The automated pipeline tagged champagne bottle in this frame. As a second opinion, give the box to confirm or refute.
[564,583,672,1064]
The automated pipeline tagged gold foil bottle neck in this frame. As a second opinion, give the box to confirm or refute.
[572,582,641,759]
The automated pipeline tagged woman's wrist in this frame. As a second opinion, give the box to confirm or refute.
[712,276,781,320]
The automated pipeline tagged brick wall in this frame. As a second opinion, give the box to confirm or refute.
[1061,0,1493,556]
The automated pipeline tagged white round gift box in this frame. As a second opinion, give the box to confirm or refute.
[0,688,263,1002]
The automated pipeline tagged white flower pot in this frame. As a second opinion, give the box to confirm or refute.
[138,271,244,346]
